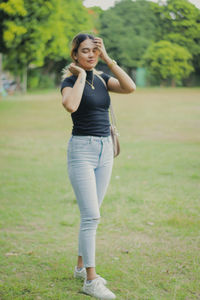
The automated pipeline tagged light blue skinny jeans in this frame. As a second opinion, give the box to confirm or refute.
[67,135,113,268]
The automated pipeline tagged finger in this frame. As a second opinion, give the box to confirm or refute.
[93,40,101,45]
[94,37,101,41]
[94,38,102,43]
[94,41,102,48]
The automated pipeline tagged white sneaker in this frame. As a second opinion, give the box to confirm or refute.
[74,266,107,285]
[74,266,87,279]
[83,277,116,299]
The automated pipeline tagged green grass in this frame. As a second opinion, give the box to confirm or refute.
[0,88,200,300]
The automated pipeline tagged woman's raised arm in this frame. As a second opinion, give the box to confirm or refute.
[62,64,86,113]
[94,37,136,94]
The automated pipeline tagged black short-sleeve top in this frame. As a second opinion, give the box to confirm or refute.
[61,70,111,137]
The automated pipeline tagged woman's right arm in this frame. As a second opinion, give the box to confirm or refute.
[62,64,86,113]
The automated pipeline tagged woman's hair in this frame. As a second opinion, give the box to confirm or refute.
[61,33,95,80]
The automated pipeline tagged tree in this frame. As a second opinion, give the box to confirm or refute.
[99,0,158,73]
[151,0,200,73]
[0,0,27,93]
[0,0,93,91]
[142,40,194,86]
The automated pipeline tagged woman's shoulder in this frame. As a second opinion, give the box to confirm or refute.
[62,75,76,84]
[60,75,76,92]
[94,70,111,85]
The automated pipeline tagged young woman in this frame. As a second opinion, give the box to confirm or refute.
[61,33,136,299]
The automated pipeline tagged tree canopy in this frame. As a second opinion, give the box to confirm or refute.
[0,0,93,70]
[143,40,194,85]
[99,0,158,70]
[151,0,200,72]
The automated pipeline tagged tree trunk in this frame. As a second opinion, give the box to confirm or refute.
[15,75,22,92]
[22,66,27,93]
[171,78,176,87]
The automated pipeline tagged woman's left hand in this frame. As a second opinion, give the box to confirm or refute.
[94,37,109,62]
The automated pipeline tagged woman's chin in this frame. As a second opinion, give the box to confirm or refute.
[86,61,98,70]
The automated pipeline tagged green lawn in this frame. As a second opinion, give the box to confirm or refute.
[0,88,200,300]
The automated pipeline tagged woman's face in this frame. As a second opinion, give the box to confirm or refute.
[74,38,100,70]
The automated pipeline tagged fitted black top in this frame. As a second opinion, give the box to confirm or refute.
[61,70,111,137]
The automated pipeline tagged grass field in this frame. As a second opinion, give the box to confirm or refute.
[0,88,200,300]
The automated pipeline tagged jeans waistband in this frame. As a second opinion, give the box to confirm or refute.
[71,135,111,143]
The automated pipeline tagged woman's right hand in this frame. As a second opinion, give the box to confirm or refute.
[68,63,86,77]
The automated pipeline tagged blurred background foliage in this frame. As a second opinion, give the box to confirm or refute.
[0,0,200,92]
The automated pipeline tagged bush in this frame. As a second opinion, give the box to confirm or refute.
[142,40,194,86]
[27,68,55,90]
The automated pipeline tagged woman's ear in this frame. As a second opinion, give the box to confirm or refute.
[72,52,78,62]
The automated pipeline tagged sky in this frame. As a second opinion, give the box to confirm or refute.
[83,0,200,10]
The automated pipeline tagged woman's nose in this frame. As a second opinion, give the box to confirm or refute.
[88,51,94,57]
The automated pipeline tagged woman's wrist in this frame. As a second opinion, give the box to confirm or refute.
[78,71,86,78]
[103,56,112,65]
[108,59,117,69]
[77,71,86,86]
[104,56,117,69]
